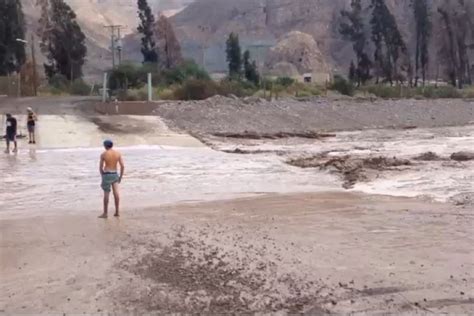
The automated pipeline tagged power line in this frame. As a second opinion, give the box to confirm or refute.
[104,25,123,68]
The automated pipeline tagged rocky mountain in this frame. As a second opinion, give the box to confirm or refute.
[170,0,432,74]
[20,0,470,81]
[20,0,193,80]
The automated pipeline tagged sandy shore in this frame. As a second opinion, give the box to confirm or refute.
[1,192,473,314]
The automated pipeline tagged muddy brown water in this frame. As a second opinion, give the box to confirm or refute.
[1,115,473,219]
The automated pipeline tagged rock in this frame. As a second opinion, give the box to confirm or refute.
[268,62,300,78]
[265,31,332,83]
[449,193,474,207]
[413,151,444,161]
[450,151,474,161]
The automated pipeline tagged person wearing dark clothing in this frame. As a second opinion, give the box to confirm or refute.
[5,113,18,153]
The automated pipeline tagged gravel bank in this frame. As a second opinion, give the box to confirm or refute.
[151,96,474,135]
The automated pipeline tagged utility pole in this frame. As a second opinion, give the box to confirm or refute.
[198,25,210,69]
[117,27,122,65]
[247,43,272,97]
[15,38,28,97]
[104,25,123,68]
[200,44,208,69]
[31,34,38,96]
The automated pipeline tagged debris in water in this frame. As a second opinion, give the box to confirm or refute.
[450,151,474,162]
[287,155,411,189]
[413,152,444,161]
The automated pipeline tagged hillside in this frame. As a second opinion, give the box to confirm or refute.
[170,0,443,74]
[20,0,471,81]
[20,0,193,81]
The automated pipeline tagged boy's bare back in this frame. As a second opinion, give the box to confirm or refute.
[101,149,123,172]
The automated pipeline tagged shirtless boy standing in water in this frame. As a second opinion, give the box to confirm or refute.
[99,140,125,218]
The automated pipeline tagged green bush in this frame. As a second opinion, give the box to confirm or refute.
[49,74,69,90]
[363,84,462,99]
[424,86,461,98]
[330,75,355,96]
[462,86,474,98]
[275,76,295,87]
[260,77,275,89]
[163,60,210,85]
[294,83,322,98]
[157,87,176,100]
[114,86,149,101]
[218,79,257,97]
[49,86,66,95]
[364,85,404,98]
[294,89,314,98]
[69,79,91,96]
[108,63,146,91]
[173,79,219,100]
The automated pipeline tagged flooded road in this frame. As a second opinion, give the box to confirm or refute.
[0,146,340,218]
[215,125,474,202]
[1,114,473,218]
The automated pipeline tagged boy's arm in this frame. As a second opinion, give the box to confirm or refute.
[118,154,125,182]
[99,154,104,175]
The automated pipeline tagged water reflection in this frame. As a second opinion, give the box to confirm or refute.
[28,148,37,161]
[0,146,340,218]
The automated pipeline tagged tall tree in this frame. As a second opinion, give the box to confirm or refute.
[339,0,371,85]
[226,32,242,78]
[0,0,26,75]
[42,0,87,81]
[154,14,182,69]
[37,0,51,65]
[438,5,457,87]
[454,0,472,86]
[438,0,472,88]
[370,0,384,84]
[137,0,158,63]
[370,0,407,84]
[243,50,260,85]
[348,60,357,82]
[412,0,432,86]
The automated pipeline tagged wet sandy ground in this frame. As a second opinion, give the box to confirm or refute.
[1,97,473,313]
[1,192,473,314]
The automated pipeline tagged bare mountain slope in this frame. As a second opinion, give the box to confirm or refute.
[170,0,436,74]
[20,0,193,81]
[20,0,465,80]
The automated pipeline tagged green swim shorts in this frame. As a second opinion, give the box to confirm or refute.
[101,172,119,192]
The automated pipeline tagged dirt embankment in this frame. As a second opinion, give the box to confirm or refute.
[2,96,473,139]
[83,96,474,137]
[0,96,99,115]
[147,96,474,137]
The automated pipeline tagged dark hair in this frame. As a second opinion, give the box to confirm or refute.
[6,113,11,117]
[103,140,113,149]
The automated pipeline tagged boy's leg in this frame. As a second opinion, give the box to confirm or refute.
[112,182,120,217]
[99,191,110,218]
